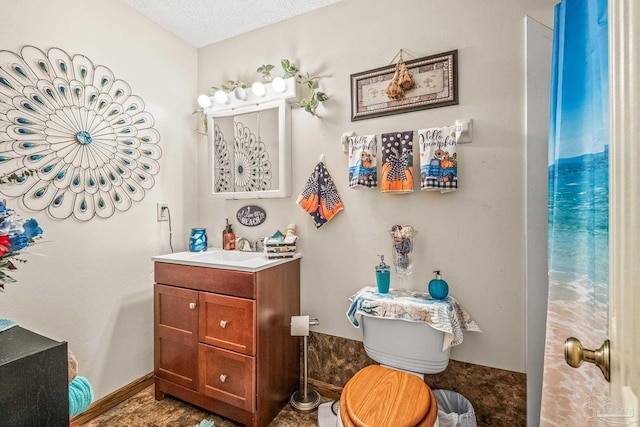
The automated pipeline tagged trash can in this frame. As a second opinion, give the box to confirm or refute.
[433,389,477,427]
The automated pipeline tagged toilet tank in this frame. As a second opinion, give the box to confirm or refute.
[361,314,449,374]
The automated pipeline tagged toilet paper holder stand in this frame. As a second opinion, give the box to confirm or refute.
[290,316,321,412]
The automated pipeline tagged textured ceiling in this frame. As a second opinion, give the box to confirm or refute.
[119,0,342,48]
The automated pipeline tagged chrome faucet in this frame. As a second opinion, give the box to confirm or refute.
[235,237,265,252]
[235,237,253,251]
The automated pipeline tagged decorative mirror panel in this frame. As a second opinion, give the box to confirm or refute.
[208,100,291,198]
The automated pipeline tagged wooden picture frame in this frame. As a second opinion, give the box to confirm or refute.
[350,50,458,121]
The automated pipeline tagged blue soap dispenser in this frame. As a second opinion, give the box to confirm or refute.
[428,270,449,300]
[375,255,390,294]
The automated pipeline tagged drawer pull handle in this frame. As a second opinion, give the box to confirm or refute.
[220,320,227,328]
[219,374,227,383]
[189,303,196,310]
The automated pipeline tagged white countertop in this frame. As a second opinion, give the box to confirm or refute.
[152,248,301,272]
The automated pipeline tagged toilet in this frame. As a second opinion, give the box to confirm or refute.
[339,365,438,427]
[318,314,449,427]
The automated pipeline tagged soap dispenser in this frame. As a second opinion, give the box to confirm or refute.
[428,270,449,300]
[222,219,229,248]
[375,255,390,294]
[223,220,236,251]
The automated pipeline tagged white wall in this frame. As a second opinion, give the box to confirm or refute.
[0,0,198,400]
[198,0,557,373]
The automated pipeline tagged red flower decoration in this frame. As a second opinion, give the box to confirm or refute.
[0,235,10,256]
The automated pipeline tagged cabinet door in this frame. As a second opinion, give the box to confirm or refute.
[199,344,256,412]
[199,293,256,355]
[155,284,199,390]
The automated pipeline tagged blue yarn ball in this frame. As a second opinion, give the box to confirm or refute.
[69,376,93,416]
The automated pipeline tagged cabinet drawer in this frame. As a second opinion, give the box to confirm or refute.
[199,293,256,356]
[199,344,255,412]
[154,262,255,298]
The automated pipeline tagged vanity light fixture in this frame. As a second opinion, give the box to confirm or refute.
[233,87,248,101]
[197,94,213,108]
[251,81,267,97]
[214,90,230,104]
[199,77,299,113]
[271,77,287,93]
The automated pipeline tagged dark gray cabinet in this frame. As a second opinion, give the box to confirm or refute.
[0,326,69,426]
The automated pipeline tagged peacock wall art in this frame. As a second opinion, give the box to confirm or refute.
[0,46,161,221]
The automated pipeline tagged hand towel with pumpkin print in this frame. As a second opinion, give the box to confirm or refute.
[418,126,458,192]
[348,134,377,188]
[380,131,414,193]
[297,160,344,228]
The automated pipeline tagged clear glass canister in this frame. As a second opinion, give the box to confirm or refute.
[189,228,208,252]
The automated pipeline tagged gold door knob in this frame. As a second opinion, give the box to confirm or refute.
[564,337,610,382]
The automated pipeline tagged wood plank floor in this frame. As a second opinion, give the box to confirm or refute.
[77,385,328,427]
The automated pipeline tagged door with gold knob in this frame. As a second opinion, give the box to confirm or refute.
[608,0,640,421]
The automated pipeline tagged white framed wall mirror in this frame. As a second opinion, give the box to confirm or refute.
[208,99,291,198]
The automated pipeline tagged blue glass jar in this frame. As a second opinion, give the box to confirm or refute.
[189,228,208,252]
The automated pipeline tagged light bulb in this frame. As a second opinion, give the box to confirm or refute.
[233,87,248,101]
[197,94,212,108]
[251,81,266,97]
[214,90,229,104]
[272,77,287,93]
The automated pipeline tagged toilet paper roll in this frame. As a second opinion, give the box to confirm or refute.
[291,315,310,336]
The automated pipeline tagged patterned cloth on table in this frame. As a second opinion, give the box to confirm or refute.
[380,131,414,193]
[419,126,458,192]
[296,160,344,228]
[346,286,481,350]
[348,134,377,188]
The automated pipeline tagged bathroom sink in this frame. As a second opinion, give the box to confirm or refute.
[187,249,264,262]
[152,248,300,272]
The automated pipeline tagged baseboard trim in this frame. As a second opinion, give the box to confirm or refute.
[70,372,155,425]
[308,378,343,401]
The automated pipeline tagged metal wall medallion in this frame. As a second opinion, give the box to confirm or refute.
[0,46,162,221]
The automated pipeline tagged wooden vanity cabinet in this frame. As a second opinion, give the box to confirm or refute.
[154,259,300,427]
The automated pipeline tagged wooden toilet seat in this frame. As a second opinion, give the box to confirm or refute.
[339,365,438,427]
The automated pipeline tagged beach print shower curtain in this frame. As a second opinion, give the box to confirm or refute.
[540,0,609,425]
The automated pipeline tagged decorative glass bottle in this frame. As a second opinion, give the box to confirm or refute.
[389,225,418,290]
[189,228,208,252]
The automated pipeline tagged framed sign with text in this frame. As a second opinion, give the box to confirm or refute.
[236,205,267,227]
[350,50,458,121]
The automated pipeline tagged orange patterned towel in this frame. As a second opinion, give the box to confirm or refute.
[380,131,414,193]
[297,160,343,228]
